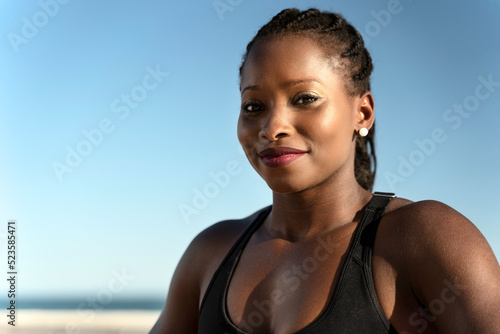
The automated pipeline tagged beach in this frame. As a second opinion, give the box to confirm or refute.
[0,309,160,334]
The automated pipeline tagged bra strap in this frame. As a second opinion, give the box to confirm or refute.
[352,192,396,262]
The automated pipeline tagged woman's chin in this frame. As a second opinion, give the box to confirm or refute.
[263,176,311,195]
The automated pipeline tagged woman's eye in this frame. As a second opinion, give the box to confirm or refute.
[242,103,263,113]
[295,94,319,105]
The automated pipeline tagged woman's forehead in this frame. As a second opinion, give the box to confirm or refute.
[240,35,341,89]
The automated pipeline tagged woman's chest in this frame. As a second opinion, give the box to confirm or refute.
[226,228,355,333]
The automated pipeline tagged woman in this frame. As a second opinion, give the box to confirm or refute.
[150,8,500,333]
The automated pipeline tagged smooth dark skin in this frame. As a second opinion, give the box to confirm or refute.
[150,36,500,333]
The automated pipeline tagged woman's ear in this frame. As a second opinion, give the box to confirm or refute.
[356,91,375,132]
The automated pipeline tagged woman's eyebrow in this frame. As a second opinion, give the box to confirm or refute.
[281,78,322,88]
[241,84,260,95]
[241,78,322,95]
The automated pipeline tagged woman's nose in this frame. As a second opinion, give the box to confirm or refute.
[258,105,294,141]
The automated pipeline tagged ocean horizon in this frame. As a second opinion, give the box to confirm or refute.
[1,297,164,310]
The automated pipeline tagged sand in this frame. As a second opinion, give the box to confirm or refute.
[0,309,161,334]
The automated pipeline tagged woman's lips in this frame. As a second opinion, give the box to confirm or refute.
[258,147,308,168]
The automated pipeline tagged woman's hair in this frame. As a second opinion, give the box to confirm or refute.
[239,8,376,191]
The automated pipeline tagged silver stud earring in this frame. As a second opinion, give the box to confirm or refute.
[358,128,368,137]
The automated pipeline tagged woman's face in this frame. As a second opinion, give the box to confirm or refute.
[237,35,371,194]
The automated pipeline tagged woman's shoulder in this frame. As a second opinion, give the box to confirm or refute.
[192,205,270,252]
[377,196,500,331]
[380,196,487,258]
[382,196,480,241]
[149,207,271,333]
[184,206,271,295]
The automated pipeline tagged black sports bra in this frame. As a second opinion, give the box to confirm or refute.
[198,192,398,333]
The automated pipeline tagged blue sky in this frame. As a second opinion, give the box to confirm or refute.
[1,0,499,303]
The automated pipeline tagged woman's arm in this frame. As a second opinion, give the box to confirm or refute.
[403,200,500,333]
[149,217,251,333]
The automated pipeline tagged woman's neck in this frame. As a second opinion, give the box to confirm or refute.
[266,178,372,241]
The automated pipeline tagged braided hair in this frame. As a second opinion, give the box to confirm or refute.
[239,8,376,191]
